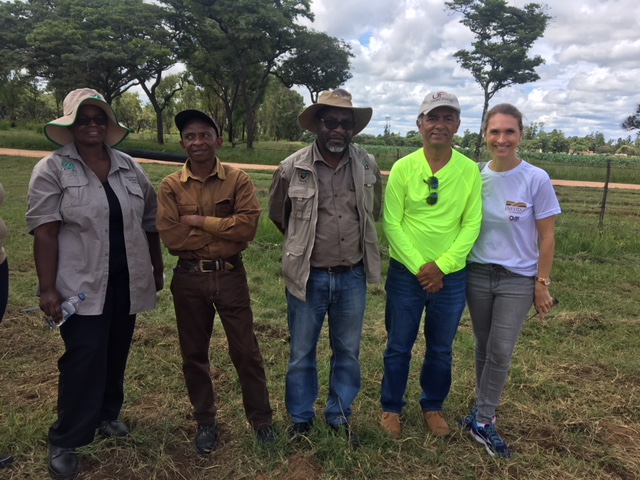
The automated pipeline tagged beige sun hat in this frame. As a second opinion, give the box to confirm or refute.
[44,88,130,147]
[298,88,373,135]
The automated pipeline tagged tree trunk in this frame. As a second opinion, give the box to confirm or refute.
[474,91,490,160]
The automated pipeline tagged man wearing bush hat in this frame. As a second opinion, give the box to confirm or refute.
[269,88,382,448]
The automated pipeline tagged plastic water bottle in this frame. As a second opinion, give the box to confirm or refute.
[45,293,86,329]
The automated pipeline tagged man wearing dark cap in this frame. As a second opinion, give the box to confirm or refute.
[380,91,482,440]
[157,109,274,453]
[268,89,382,448]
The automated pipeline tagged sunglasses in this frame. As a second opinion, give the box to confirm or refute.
[319,118,355,131]
[75,114,108,126]
[423,176,439,205]
[527,296,560,320]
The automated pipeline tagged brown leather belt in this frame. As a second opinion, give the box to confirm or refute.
[312,259,363,274]
[177,256,239,273]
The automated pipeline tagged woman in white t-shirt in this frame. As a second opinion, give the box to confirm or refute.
[460,104,561,458]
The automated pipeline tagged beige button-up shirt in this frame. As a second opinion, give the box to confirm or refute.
[26,144,159,315]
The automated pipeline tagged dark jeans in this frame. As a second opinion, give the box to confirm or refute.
[381,258,467,413]
[170,259,272,429]
[49,268,135,448]
[0,259,7,321]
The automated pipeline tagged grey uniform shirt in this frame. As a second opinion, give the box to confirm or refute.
[26,143,158,315]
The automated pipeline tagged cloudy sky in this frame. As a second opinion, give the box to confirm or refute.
[296,0,640,141]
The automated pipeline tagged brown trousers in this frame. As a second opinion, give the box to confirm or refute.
[170,259,272,429]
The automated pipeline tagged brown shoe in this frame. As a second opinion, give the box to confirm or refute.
[423,411,450,436]
[381,412,402,439]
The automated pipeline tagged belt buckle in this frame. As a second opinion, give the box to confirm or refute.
[198,260,216,273]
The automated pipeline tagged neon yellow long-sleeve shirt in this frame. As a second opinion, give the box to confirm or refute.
[383,148,482,275]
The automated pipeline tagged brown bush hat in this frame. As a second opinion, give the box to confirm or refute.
[44,88,130,147]
[298,88,373,135]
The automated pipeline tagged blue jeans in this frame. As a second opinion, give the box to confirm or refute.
[381,258,467,413]
[285,264,367,426]
[466,263,534,424]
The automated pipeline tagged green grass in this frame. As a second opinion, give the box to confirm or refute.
[1,155,640,479]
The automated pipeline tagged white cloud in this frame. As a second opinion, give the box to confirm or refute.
[301,0,640,141]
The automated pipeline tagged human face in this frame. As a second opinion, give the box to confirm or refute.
[70,105,109,146]
[484,113,523,161]
[315,108,354,154]
[179,119,222,164]
[417,107,460,149]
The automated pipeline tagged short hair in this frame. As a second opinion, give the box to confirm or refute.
[482,104,524,134]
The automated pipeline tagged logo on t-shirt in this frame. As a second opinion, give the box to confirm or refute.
[505,200,527,214]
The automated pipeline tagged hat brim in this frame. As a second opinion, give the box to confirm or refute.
[44,98,129,147]
[298,104,372,136]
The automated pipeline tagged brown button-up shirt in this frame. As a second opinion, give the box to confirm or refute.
[310,156,362,268]
[157,159,261,261]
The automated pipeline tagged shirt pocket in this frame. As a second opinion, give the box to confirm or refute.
[289,185,314,221]
[60,174,90,208]
[215,199,234,218]
[124,181,145,218]
[177,204,199,216]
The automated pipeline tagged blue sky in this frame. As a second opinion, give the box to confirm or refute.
[297,0,640,141]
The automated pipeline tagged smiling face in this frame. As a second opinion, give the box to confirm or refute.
[179,119,223,165]
[484,113,523,162]
[417,106,460,149]
[70,104,109,147]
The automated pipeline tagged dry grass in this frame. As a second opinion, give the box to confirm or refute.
[1,158,639,479]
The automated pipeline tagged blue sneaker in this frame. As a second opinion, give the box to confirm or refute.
[470,422,512,458]
[459,406,496,431]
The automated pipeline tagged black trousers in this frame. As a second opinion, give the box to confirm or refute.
[49,268,135,448]
[0,259,7,321]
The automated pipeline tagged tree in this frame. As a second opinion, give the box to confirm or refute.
[274,30,353,103]
[445,0,551,159]
[622,104,640,137]
[167,0,313,149]
[258,78,304,141]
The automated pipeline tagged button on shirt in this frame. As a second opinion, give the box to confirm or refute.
[309,155,362,268]
[156,159,261,261]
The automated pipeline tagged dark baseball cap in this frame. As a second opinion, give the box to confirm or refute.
[175,109,221,136]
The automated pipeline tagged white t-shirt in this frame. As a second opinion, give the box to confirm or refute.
[468,160,561,276]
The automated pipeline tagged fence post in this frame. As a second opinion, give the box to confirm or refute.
[598,158,612,228]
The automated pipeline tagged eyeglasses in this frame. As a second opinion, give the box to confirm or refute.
[75,114,108,126]
[319,118,355,131]
[423,176,439,205]
[527,296,560,320]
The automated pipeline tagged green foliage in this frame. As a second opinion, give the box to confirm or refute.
[622,103,640,134]
[274,29,354,103]
[258,79,305,141]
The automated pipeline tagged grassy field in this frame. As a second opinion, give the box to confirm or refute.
[1,155,639,479]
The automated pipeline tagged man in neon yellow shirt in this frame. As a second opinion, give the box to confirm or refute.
[380,91,482,439]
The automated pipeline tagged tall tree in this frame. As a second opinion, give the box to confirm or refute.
[622,104,640,137]
[167,0,313,149]
[445,0,551,159]
[274,30,353,103]
[5,0,176,109]
[258,78,304,141]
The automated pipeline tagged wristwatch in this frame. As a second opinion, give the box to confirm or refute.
[535,276,551,286]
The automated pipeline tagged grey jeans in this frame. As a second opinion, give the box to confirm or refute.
[466,263,535,424]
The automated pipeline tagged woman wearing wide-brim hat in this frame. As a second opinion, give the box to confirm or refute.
[26,88,164,480]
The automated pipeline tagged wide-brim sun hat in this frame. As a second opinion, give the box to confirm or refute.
[44,88,130,147]
[298,88,372,136]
